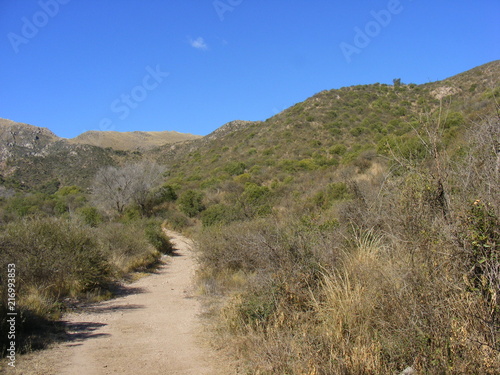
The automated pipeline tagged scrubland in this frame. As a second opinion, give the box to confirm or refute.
[1,61,499,373]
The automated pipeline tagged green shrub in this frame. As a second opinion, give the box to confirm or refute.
[0,217,109,299]
[329,144,347,155]
[56,185,83,196]
[178,190,205,217]
[145,220,174,254]
[313,182,352,208]
[77,206,103,227]
[201,204,242,227]
[96,221,160,274]
[224,161,247,176]
[165,210,190,231]
[443,111,465,128]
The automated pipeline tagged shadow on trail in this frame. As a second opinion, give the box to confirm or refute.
[80,302,145,315]
[61,322,109,347]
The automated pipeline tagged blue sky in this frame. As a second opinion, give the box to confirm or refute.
[0,0,498,138]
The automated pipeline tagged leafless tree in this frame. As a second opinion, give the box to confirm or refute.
[91,162,166,215]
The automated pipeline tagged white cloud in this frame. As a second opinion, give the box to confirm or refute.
[189,37,208,51]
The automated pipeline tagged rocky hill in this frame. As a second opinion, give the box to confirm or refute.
[0,119,199,190]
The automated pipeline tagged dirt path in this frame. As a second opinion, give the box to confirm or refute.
[7,231,230,375]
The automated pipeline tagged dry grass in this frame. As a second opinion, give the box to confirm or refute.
[69,130,201,150]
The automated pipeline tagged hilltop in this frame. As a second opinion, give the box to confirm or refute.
[2,60,498,192]
[69,129,201,151]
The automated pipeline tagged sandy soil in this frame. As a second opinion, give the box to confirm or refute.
[4,230,231,375]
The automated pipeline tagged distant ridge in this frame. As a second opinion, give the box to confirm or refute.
[69,130,202,151]
[0,118,201,151]
[0,118,58,146]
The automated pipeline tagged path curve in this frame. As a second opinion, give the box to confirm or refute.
[9,230,229,375]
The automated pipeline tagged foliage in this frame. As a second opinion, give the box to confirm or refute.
[0,217,110,303]
[312,182,352,208]
[459,200,499,351]
[224,161,247,176]
[178,190,205,217]
[164,210,191,231]
[195,111,500,373]
[156,184,178,202]
[1,61,500,368]
[77,205,103,227]
[201,204,242,227]
[144,219,174,255]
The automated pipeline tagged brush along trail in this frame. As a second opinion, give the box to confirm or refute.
[9,230,230,375]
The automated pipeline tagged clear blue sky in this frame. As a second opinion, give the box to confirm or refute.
[1,0,498,138]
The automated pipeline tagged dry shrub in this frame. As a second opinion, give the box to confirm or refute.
[96,221,161,275]
[0,217,110,354]
[0,217,109,302]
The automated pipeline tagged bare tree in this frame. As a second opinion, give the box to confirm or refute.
[91,162,166,215]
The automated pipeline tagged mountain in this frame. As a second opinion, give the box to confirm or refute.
[1,60,498,191]
[1,60,498,374]
[0,119,199,190]
[69,130,201,151]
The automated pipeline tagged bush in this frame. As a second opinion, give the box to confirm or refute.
[96,221,160,274]
[77,206,102,227]
[224,161,247,176]
[459,200,499,350]
[178,190,205,217]
[241,183,272,217]
[313,182,352,208]
[201,204,242,227]
[329,144,347,155]
[145,219,174,255]
[165,210,191,231]
[157,184,178,202]
[0,217,110,312]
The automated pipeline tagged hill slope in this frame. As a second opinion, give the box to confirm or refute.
[154,60,499,187]
[1,60,498,191]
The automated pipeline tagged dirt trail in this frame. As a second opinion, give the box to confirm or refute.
[8,230,230,375]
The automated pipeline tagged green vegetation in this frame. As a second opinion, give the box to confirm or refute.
[178,190,205,217]
[0,180,174,354]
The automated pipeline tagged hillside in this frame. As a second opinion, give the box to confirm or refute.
[155,60,499,188]
[166,61,498,374]
[69,130,201,151]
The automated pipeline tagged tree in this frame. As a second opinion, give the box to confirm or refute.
[91,162,166,215]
